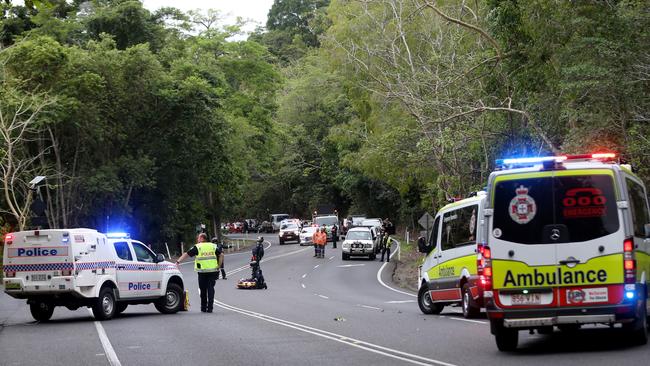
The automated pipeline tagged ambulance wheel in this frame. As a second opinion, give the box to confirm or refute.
[418,285,443,315]
[93,287,116,320]
[494,325,518,352]
[155,283,183,314]
[461,283,480,319]
[116,303,128,315]
[624,299,648,345]
[30,301,54,322]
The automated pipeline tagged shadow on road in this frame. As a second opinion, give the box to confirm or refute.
[507,327,643,355]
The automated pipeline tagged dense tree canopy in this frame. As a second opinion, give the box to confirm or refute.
[1,0,649,244]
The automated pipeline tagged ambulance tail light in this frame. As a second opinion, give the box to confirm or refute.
[477,243,492,291]
[4,233,14,245]
[623,237,636,284]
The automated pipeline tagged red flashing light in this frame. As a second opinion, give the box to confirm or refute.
[624,239,634,252]
[625,260,636,271]
[484,267,492,277]
[5,233,14,241]
[483,247,492,259]
[591,153,616,159]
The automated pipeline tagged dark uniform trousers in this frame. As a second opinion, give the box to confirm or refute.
[198,272,217,311]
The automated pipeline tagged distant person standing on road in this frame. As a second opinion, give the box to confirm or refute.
[176,233,221,313]
[313,227,327,258]
[331,224,338,249]
[212,237,227,280]
[380,230,392,262]
[243,220,249,234]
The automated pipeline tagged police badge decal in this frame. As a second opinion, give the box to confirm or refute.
[509,185,537,224]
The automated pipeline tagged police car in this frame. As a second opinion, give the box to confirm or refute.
[480,154,650,351]
[341,226,379,260]
[3,229,185,321]
[417,192,486,318]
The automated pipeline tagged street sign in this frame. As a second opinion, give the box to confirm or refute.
[418,212,434,229]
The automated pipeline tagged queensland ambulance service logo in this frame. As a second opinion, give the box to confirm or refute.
[509,185,537,224]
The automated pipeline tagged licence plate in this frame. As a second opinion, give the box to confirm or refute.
[511,293,542,305]
[32,274,47,282]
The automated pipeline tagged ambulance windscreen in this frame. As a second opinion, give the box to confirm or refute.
[492,174,619,244]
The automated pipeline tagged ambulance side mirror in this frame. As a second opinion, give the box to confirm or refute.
[644,223,650,239]
[155,253,165,263]
[417,236,432,254]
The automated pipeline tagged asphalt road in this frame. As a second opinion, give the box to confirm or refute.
[2,234,650,365]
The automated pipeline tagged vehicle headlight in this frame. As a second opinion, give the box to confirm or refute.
[343,243,349,248]
[365,243,372,248]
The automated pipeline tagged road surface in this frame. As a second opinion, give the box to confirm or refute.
[1,234,649,365]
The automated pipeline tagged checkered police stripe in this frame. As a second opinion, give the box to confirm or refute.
[4,263,74,272]
[76,261,116,270]
[116,263,175,271]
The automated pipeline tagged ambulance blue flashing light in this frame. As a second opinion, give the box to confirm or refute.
[106,232,130,239]
[625,291,635,300]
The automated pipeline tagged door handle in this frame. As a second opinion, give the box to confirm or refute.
[138,266,145,270]
[117,265,125,270]
[559,259,580,265]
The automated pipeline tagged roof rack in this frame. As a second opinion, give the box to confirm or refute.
[495,153,618,170]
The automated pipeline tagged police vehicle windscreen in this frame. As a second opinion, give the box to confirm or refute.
[346,231,372,241]
[315,216,337,226]
[492,174,619,244]
[352,217,366,225]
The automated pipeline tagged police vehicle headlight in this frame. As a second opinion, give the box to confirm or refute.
[343,243,349,249]
[365,243,372,248]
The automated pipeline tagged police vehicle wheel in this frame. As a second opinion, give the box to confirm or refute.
[342,253,349,260]
[461,283,480,319]
[494,326,518,352]
[93,287,116,320]
[116,303,128,315]
[155,283,183,314]
[418,285,443,315]
[30,301,54,322]
[279,238,284,245]
[370,253,376,261]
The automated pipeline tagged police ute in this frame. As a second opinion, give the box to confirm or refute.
[417,192,486,318]
[3,229,185,321]
[480,154,650,351]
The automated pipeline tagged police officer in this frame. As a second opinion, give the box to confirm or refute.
[176,233,221,313]
[380,230,392,262]
[331,224,338,249]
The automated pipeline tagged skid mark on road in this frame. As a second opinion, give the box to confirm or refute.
[213,300,457,366]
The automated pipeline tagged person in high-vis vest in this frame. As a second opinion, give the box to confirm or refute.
[176,233,221,313]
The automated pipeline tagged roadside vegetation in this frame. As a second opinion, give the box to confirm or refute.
[1,0,649,250]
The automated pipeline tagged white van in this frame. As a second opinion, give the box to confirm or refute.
[3,229,185,321]
[271,214,290,232]
[481,154,650,350]
[417,192,486,318]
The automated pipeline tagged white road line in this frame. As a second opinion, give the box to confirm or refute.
[329,256,335,260]
[179,241,272,265]
[88,309,121,366]
[314,265,320,269]
[226,245,310,277]
[446,317,487,325]
[337,264,365,268]
[301,283,306,289]
[359,305,383,310]
[376,240,417,298]
[213,300,457,366]
[385,300,416,304]
[302,274,307,279]
[317,294,329,299]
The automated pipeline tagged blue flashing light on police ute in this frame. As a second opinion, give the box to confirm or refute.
[106,232,130,239]
[496,153,617,168]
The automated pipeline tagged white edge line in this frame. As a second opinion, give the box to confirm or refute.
[301,283,306,289]
[360,305,382,310]
[318,294,329,299]
[447,317,487,325]
[214,300,457,366]
[376,240,417,298]
[89,309,122,366]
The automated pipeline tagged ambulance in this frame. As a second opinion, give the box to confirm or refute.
[3,229,185,321]
[417,192,486,318]
[479,154,650,351]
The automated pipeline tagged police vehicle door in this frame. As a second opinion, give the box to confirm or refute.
[129,241,164,297]
[433,204,478,302]
[112,240,138,300]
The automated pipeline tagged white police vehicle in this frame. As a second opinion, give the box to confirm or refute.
[3,229,185,321]
[341,227,379,260]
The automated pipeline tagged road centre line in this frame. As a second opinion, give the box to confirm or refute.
[376,240,417,298]
[314,265,320,269]
[213,300,457,366]
[301,283,306,289]
[318,294,329,299]
[226,244,310,277]
[88,309,121,366]
[337,264,365,268]
[180,241,272,265]
[359,304,383,311]
[302,274,307,279]
[385,300,416,304]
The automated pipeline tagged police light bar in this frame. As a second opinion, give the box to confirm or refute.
[106,232,130,239]
[496,153,617,168]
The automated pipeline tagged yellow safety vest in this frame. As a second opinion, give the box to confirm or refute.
[194,242,218,273]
